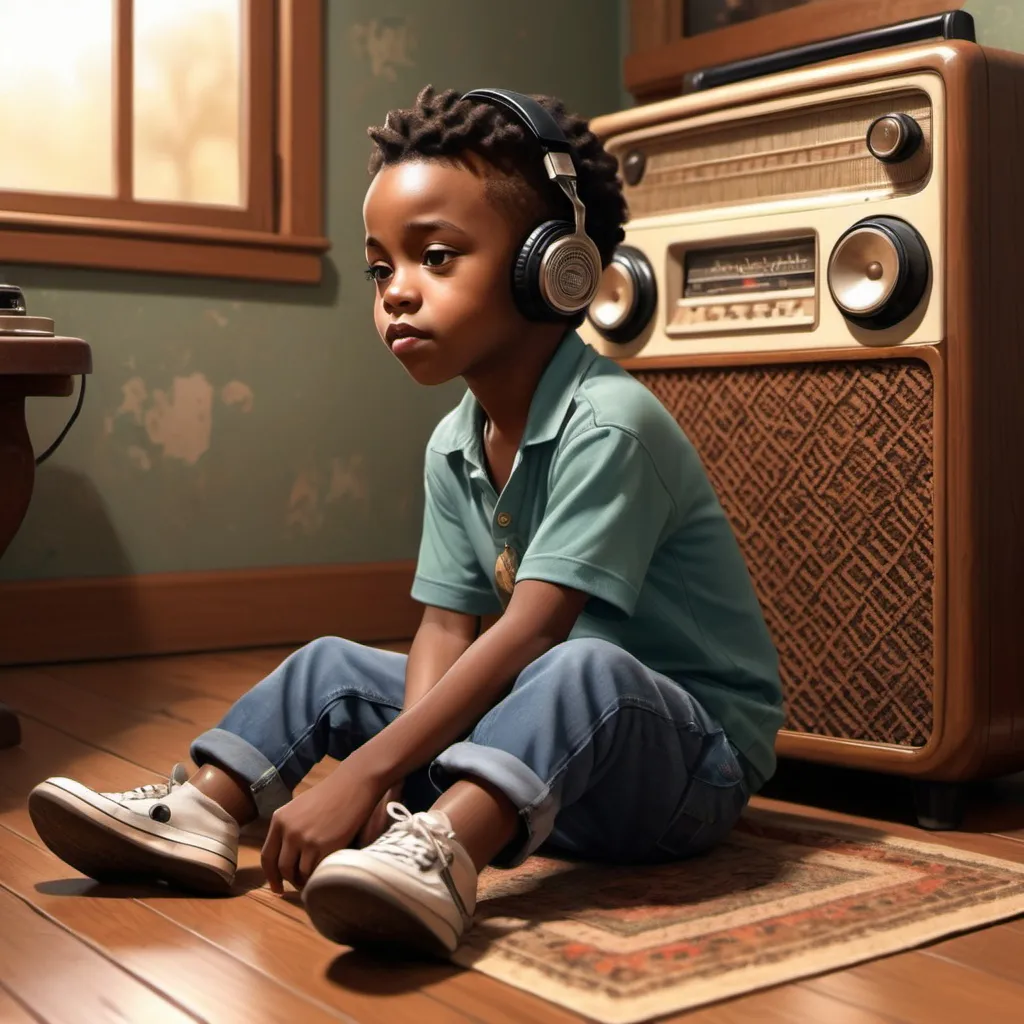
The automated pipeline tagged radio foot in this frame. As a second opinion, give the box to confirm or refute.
[913,780,967,830]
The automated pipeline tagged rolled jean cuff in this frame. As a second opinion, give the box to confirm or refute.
[190,727,292,820]
[430,741,558,868]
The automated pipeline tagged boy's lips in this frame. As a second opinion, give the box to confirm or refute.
[385,323,431,343]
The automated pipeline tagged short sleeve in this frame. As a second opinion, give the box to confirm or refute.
[411,451,503,616]
[516,426,676,616]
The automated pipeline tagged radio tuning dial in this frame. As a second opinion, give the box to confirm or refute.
[828,217,929,330]
[866,113,923,163]
[586,245,657,345]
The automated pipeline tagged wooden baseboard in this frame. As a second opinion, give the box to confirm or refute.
[0,561,420,666]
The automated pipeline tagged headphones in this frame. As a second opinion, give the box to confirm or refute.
[461,87,603,322]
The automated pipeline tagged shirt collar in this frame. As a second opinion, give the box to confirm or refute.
[430,331,597,458]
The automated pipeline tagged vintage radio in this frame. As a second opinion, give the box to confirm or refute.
[578,14,1024,828]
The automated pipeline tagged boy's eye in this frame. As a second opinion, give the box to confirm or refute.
[364,264,391,282]
[424,247,457,269]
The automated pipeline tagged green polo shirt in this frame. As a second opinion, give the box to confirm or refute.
[411,331,785,791]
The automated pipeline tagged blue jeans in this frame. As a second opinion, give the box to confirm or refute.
[190,637,750,868]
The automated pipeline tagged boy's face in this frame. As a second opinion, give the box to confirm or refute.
[363,155,530,386]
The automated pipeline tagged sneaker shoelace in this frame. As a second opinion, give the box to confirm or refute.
[109,763,190,803]
[374,802,473,924]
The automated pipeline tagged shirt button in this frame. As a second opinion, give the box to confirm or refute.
[497,512,512,528]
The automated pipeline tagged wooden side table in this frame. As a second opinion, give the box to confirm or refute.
[0,334,92,747]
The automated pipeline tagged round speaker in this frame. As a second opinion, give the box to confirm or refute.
[586,245,657,344]
[828,217,929,330]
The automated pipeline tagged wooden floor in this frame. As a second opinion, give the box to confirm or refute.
[2,645,1024,1023]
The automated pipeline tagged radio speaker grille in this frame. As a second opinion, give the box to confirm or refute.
[634,360,936,746]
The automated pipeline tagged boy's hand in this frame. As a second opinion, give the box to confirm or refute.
[357,781,405,848]
[260,767,382,894]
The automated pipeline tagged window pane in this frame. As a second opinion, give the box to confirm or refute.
[133,0,243,207]
[0,0,114,196]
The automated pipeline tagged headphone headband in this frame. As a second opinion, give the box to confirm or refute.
[460,88,572,155]
[459,86,602,320]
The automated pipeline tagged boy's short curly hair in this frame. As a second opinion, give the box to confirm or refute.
[366,85,628,280]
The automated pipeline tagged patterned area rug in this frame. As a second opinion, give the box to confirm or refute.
[453,808,1024,1023]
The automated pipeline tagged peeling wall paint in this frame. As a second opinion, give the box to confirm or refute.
[143,373,214,465]
[350,18,417,81]
[102,372,254,471]
[328,454,368,504]
[127,445,152,471]
[118,377,148,425]
[287,455,369,535]
[221,380,254,412]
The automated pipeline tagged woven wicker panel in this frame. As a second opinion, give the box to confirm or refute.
[635,360,935,745]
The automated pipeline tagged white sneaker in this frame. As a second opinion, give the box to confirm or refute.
[303,802,477,957]
[28,764,239,894]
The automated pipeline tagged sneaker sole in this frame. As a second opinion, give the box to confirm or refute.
[303,864,459,959]
[28,782,235,895]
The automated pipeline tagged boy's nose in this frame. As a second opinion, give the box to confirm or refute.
[383,275,421,311]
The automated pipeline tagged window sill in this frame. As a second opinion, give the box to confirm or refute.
[0,210,331,284]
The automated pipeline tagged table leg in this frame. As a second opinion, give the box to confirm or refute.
[0,704,19,747]
[0,394,35,749]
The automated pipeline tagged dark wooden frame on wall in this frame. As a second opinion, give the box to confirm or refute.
[626,0,967,103]
[0,0,328,284]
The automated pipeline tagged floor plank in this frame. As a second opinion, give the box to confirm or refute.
[0,825,353,1024]
[0,883,201,1024]
[243,884,589,1024]
[751,794,1024,866]
[0,984,45,1024]
[922,922,1024,987]
[802,950,1024,1023]
[0,657,337,792]
[670,983,905,1024]
[0,666,207,772]
[32,649,258,706]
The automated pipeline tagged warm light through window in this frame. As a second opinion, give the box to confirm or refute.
[0,0,115,196]
[133,0,244,207]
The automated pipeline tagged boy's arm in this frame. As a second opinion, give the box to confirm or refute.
[404,605,480,708]
[355,604,479,845]
[344,578,588,791]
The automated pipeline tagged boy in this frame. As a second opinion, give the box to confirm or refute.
[28,85,784,959]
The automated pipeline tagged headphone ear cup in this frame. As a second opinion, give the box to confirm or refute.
[512,220,574,322]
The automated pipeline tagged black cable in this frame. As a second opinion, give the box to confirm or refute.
[35,373,87,466]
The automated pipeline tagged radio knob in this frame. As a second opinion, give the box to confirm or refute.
[621,151,646,186]
[866,113,923,163]
[828,218,929,330]
[586,244,657,345]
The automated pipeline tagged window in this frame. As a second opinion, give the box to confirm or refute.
[0,0,327,283]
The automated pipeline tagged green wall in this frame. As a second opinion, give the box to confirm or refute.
[963,1,1024,46]
[1,0,624,581]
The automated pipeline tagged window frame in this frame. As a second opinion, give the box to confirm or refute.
[0,0,327,284]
